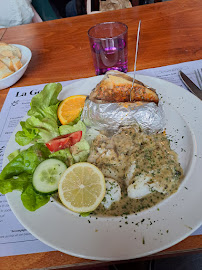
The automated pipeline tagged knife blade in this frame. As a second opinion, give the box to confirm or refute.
[179,71,202,101]
[130,20,141,101]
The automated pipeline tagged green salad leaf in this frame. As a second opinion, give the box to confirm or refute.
[28,83,62,118]
[0,84,92,212]
[71,138,90,162]
[15,83,62,146]
[59,120,86,136]
[0,173,32,194]
[49,148,74,167]
[17,114,59,145]
[21,184,50,211]
[80,212,91,217]
[0,144,50,180]
[59,120,90,163]
[7,149,20,162]
[15,122,40,146]
[0,144,51,211]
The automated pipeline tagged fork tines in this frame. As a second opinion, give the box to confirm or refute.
[194,68,202,90]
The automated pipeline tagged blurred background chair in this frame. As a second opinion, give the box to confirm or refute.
[31,0,163,22]
[32,0,59,21]
[87,0,162,14]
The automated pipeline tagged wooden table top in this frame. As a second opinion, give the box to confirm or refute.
[0,0,202,269]
[0,29,6,40]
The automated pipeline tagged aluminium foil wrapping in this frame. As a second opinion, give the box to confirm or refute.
[81,98,165,133]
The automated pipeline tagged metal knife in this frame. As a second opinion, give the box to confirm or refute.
[179,70,202,101]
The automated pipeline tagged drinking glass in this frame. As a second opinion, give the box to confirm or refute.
[88,22,128,75]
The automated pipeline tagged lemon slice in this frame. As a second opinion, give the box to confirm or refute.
[58,163,106,213]
[57,95,86,125]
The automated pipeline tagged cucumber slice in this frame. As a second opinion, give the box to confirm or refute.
[33,159,67,194]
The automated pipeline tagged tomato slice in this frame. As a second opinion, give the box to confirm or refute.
[46,131,82,152]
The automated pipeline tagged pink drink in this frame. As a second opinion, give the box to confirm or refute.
[88,22,128,75]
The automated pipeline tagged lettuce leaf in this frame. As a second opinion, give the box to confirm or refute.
[49,148,74,167]
[59,121,90,162]
[0,173,32,194]
[28,83,62,118]
[80,212,91,217]
[59,120,86,137]
[15,83,62,146]
[0,144,50,180]
[0,144,51,211]
[21,184,50,211]
[16,114,59,146]
[70,138,90,162]
[7,149,20,162]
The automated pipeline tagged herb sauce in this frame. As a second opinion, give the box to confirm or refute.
[88,126,183,216]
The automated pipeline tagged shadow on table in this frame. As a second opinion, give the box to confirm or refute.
[67,253,202,270]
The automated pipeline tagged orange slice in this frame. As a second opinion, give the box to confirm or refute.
[57,95,86,125]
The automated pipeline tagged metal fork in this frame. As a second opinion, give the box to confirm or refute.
[194,68,202,90]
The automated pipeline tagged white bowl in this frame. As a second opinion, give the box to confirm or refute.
[0,44,32,90]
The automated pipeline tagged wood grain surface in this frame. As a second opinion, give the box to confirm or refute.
[0,29,6,40]
[0,0,202,269]
[1,235,202,270]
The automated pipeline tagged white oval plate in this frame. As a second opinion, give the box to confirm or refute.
[4,75,202,261]
[0,44,32,90]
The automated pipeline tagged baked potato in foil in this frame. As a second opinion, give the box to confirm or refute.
[81,98,164,133]
[81,70,164,133]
